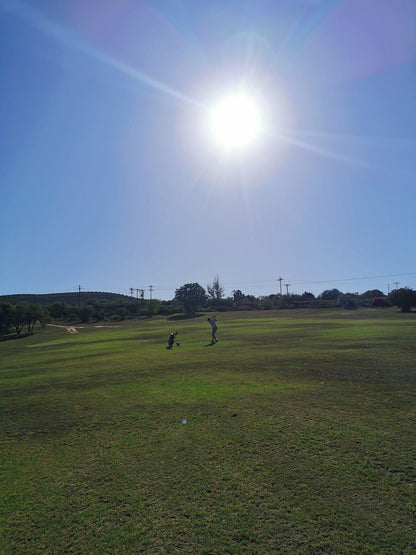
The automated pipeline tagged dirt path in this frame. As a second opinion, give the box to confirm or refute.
[47,324,79,334]
[47,324,119,334]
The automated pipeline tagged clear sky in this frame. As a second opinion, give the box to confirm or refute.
[1,0,416,300]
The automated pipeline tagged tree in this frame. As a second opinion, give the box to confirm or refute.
[207,275,224,300]
[361,289,385,299]
[26,304,47,333]
[0,303,14,335]
[319,288,342,301]
[337,293,358,309]
[388,287,416,312]
[79,305,94,323]
[10,303,29,335]
[232,290,245,304]
[87,300,106,321]
[0,302,47,335]
[175,283,207,315]
[64,305,79,321]
[158,299,181,315]
[145,299,161,317]
[48,302,68,319]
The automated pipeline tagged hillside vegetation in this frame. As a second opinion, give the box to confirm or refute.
[0,291,132,307]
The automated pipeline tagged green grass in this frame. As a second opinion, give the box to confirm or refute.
[1,309,415,553]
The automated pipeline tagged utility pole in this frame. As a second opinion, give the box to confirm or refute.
[148,285,154,300]
[130,288,134,297]
[285,283,290,295]
[394,282,399,290]
[387,284,390,294]
[78,285,82,310]
[277,276,283,296]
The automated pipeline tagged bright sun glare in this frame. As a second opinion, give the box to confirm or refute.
[209,93,262,149]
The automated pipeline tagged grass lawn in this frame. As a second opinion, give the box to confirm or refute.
[1,308,415,553]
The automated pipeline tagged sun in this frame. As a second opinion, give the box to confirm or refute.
[208,93,262,149]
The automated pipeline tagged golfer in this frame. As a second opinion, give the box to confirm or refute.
[167,331,178,350]
[207,316,218,344]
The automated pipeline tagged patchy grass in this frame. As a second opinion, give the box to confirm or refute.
[1,309,415,553]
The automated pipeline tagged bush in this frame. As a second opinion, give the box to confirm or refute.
[337,294,358,309]
[79,305,94,323]
[388,288,416,312]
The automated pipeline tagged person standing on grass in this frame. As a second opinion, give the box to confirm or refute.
[207,316,218,344]
[167,331,178,350]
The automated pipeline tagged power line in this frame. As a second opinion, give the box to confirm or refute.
[291,272,416,286]
[146,272,416,297]
[116,271,416,300]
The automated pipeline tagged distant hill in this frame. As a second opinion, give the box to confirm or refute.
[0,291,136,307]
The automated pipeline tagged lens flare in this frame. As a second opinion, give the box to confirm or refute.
[209,94,262,149]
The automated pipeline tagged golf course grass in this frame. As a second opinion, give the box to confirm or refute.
[1,309,415,553]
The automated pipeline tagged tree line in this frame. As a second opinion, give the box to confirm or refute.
[0,291,132,307]
[1,280,415,337]
[174,282,416,314]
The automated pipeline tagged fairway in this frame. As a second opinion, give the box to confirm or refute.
[1,309,415,553]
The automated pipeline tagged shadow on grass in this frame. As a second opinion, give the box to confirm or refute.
[0,333,31,342]
[167,313,206,321]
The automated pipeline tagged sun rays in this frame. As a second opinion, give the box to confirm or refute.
[4,0,408,183]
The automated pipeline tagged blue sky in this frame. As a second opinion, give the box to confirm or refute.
[1,0,416,300]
